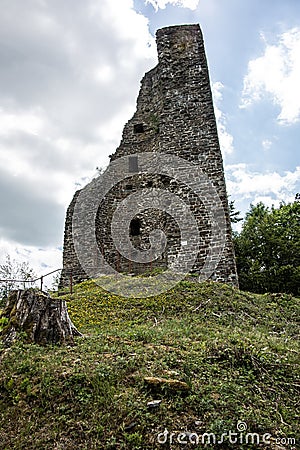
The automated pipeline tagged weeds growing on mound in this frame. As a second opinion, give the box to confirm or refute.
[0,278,299,449]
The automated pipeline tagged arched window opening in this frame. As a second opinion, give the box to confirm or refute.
[130,218,141,236]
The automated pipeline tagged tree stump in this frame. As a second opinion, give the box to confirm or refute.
[0,289,82,347]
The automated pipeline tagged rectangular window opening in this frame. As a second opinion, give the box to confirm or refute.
[134,123,145,133]
[128,156,139,173]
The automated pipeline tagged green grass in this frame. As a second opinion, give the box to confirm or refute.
[0,279,299,449]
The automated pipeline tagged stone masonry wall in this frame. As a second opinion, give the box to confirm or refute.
[60,24,239,289]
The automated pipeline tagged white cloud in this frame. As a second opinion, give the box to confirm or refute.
[241,28,300,125]
[212,82,234,156]
[226,164,300,205]
[145,0,200,11]
[262,139,272,151]
[0,0,156,244]
[0,0,158,275]
[0,108,44,137]
[94,64,115,84]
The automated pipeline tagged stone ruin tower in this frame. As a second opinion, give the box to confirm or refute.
[60,24,238,289]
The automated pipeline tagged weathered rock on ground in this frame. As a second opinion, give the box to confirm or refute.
[144,376,190,392]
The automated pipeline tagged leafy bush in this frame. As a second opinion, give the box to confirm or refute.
[234,200,300,295]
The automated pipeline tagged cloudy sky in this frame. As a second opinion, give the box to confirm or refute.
[0,0,299,279]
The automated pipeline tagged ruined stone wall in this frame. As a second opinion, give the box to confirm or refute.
[60,24,238,289]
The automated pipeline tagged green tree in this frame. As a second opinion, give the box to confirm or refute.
[229,199,243,224]
[233,200,300,295]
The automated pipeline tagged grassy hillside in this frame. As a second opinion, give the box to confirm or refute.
[0,279,299,449]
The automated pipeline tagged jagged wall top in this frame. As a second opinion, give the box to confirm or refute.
[111,23,216,163]
[156,24,203,63]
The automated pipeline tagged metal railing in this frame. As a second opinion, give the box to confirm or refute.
[0,258,166,297]
[0,268,62,293]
